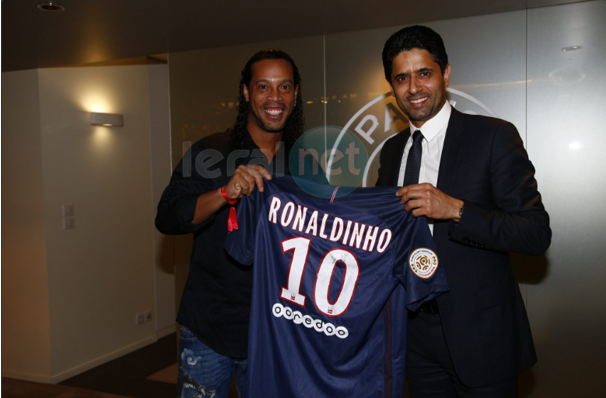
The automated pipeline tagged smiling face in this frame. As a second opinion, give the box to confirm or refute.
[243,59,298,136]
[388,48,451,128]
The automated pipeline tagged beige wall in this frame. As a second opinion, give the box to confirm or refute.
[2,64,173,383]
[148,63,177,334]
[1,69,52,381]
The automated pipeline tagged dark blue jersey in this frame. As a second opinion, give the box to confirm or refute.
[225,176,448,398]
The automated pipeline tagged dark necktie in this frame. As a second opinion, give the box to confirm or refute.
[403,130,423,187]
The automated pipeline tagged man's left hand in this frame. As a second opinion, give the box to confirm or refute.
[396,183,464,221]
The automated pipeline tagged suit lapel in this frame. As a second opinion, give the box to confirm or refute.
[434,108,465,247]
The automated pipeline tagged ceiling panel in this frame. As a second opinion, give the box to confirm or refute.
[1,0,588,72]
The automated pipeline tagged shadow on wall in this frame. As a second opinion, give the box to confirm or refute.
[512,252,548,397]
[519,367,537,398]
[511,253,549,285]
[157,234,176,275]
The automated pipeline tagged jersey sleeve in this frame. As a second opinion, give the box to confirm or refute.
[223,188,264,266]
[392,216,449,311]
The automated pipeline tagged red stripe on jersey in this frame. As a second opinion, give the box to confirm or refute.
[330,186,340,203]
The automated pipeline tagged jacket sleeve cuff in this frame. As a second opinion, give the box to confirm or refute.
[448,201,488,249]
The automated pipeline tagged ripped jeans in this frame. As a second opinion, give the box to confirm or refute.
[177,325,248,398]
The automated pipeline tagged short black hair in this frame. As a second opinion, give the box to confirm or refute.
[382,25,448,81]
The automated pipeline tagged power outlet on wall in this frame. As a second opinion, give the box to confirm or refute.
[135,312,145,325]
[135,311,153,325]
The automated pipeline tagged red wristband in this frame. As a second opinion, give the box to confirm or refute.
[220,186,239,232]
[220,186,237,204]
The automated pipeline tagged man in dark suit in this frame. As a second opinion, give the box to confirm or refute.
[376,26,551,397]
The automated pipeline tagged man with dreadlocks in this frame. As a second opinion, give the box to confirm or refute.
[156,49,305,398]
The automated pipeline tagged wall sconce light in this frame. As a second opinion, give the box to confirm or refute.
[90,112,124,127]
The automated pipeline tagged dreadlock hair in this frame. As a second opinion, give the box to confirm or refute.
[382,25,449,82]
[231,49,305,152]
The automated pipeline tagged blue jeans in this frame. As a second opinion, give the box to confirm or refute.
[177,325,248,398]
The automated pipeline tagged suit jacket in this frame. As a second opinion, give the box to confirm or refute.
[377,108,551,387]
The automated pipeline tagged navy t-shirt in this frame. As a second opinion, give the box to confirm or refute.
[225,176,448,397]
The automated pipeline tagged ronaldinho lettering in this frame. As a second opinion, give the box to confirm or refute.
[267,196,392,253]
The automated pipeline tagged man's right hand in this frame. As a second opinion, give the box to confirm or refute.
[191,164,271,225]
[224,164,272,200]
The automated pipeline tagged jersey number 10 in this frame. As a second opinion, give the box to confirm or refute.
[280,236,360,317]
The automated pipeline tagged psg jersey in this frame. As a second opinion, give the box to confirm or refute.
[224,176,448,398]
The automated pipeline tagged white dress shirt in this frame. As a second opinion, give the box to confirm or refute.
[397,101,452,233]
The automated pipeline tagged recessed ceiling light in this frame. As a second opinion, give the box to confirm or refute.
[37,2,65,12]
[561,46,582,52]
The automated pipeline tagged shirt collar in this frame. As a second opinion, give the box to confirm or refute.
[243,128,290,175]
[243,128,259,150]
[409,101,451,142]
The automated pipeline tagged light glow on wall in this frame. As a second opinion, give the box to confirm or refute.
[92,127,112,144]
[568,141,582,150]
[78,93,113,114]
